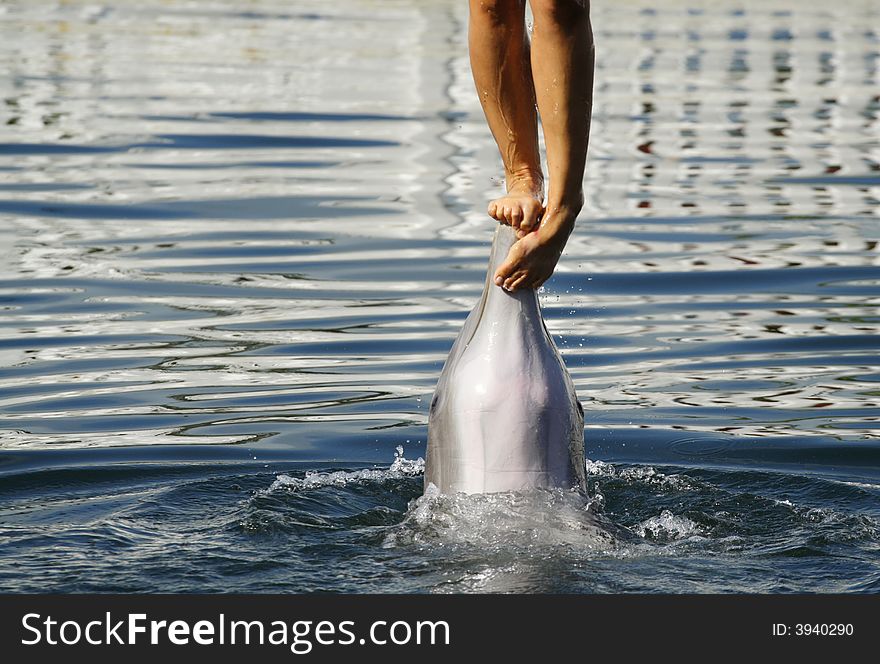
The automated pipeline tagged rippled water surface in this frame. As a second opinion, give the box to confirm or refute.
[1,0,878,593]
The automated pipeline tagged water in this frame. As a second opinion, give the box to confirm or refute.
[0,0,878,593]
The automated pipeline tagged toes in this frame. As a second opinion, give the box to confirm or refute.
[509,208,523,229]
[493,253,518,287]
[506,272,530,291]
[520,202,543,234]
[501,268,528,291]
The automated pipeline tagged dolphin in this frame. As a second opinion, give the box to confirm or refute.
[425,223,586,494]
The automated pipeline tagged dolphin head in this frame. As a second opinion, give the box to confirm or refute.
[426,223,585,494]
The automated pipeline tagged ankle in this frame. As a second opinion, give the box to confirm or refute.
[538,194,581,241]
[544,190,584,217]
[504,167,544,195]
[538,213,576,242]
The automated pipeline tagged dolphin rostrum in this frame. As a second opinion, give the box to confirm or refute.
[425,223,586,494]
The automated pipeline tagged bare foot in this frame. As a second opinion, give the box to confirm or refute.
[493,199,581,291]
[487,172,544,237]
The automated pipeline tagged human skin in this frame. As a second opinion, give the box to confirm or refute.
[468,0,595,291]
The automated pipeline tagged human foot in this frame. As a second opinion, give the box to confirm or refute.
[493,199,581,291]
[487,173,544,237]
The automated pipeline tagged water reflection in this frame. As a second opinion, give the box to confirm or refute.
[0,0,878,593]
[0,0,877,466]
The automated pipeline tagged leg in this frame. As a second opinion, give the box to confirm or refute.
[469,0,544,235]
[495,0,594,291]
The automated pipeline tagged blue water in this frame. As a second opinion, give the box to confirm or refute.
[0,0,878,593]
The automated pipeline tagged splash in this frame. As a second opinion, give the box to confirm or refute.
[383,483,620,553]
[585,457,700,492]
[266,446,424,493]
[635,509,703,541]
[261,451,716,555]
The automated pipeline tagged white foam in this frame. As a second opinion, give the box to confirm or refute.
[266,445,424,493]
[584,458,615,475]
[383,483,617,552]
[585,458,699,491]
[635,509,702,541]
[832,480,880,491]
